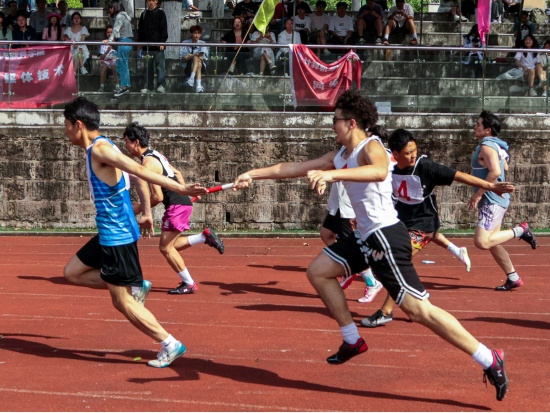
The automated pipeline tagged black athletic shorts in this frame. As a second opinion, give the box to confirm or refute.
[323,230,369,277]
[362,221,428,305]
[322,209,354,240]
[76,234,143,287]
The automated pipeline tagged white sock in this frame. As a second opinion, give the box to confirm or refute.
[472,343,494,369]
[507,271,520,282]
[383,34,389,40]
[189,73,196,82]
[161,334,178,352]
[447,242,461,258]
[178,268,194,285]
[512,226,524,238]
[340,322,361,345]
[188,233,205,246]
[196,79,202,88]
[361,268,377,287]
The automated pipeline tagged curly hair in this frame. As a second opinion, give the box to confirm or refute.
[334,89,379,132]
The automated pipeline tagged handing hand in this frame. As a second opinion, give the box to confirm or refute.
[234,172,253,190]
[307,170,333,195]
[490,181,515,197]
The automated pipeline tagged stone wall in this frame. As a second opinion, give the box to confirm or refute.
[0,110,548,230]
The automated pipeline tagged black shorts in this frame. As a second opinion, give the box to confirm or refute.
[322,209,354,240]
[363,221,428,305]
[76,234,143,287]
[323,230,369,277]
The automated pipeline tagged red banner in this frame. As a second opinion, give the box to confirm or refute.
[0,45,77,108]
[290,44,362,109]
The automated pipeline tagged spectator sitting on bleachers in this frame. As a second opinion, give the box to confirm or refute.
[438,0,468,22]
[98,25,119,92]
[65,11,90,75]
[42,12,63,41]
[514,34,540,96]
[180,25,209,93]
[232,0,259,27]
[491,0,504,23]
[356,0,383,45]
[535,39,550,97]
[0,11,13,42]
[6,1,19,30]
[293,3,311,44]
[462,23,483,64]
[382,0,417,45]
[308,0,331,56]
[29,0,48,40]
[513,11,535,48]
[221,16,250,75]
[12,10,37,47]
[248,24,277,75]
[276,17,301,62]
[328,0,355,52]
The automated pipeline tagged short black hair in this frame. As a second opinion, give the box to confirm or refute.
[478,110,501,137]
[388,129,416,152]
[64,97,100,131]
[334,89,378,132]
[7,1,17,6]
[123,122,150,147]
[336,1,348,8]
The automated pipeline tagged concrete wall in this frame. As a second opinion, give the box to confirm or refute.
[0,110,548,230]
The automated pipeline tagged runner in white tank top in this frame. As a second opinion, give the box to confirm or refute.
[233,90,508,401]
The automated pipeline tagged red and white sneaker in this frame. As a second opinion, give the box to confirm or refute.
[339,272,359,289]
[357,281,383,303]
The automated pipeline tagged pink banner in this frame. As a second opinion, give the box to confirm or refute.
[0,45,77,108]
[477,0,491,46]
[290,44,362,109]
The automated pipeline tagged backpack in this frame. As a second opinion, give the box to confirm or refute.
[529,8,546,25]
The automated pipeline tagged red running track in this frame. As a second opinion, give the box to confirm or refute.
[0,235,548,411]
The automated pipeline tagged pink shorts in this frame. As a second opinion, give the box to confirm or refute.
[161,204,192,232]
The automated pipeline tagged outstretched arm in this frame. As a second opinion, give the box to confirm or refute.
[454,171,514,196]
[94,141,208,197]
[233,151,338,190]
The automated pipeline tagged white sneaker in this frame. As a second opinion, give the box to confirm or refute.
[460,16,468,22]
[453,14,460,22]
[358,38,366,44]
[185,77,194,87]
[375,37,382,45]
[147,341,187,368]
[195,85,205,93]
[358,281,383,303]
[542,91,547,97]
[156,85,165,93]
[529,88,538,97]
[458,247,471,272]
[80,67,88,75]
[140,88,149,94]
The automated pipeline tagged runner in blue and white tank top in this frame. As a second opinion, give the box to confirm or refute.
[469,110,537,293]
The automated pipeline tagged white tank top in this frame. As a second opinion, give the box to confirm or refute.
[333,136,399,239]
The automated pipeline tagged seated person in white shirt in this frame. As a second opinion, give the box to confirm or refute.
[276,17,302,61]
[382,0,418,45]
[293,4,312,45]
[179,25,209,93]
[328,1,355,53]
[308,0,331,56]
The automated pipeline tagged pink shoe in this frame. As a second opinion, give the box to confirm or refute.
[358,281,383,303]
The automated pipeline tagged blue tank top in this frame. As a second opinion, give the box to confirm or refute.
[471,137,510,208]
[86,136,140,246]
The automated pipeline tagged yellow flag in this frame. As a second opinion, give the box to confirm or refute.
[252,0,277,35]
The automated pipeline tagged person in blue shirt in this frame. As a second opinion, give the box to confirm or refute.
[62,97,208,368]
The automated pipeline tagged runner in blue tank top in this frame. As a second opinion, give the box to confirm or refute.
[62,97,208,368]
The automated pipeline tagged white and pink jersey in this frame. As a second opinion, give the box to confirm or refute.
[333,136,399,239]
